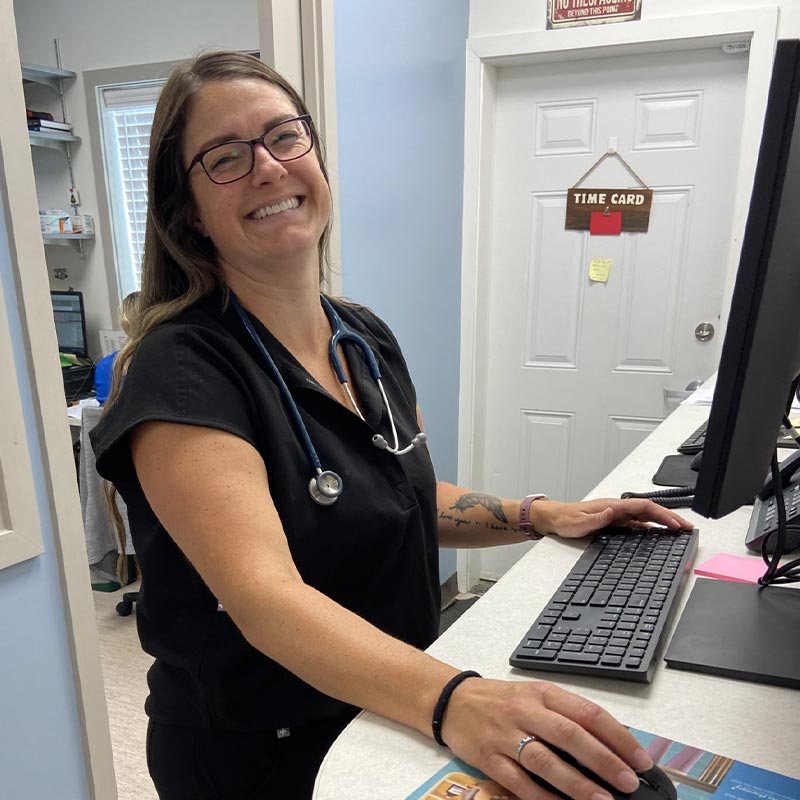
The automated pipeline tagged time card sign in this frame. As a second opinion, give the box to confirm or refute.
[565,188,653,233]
[547,0,642,29]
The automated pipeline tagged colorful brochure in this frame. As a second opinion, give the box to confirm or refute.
[405,727,800,800]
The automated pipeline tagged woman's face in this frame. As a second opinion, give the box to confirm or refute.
[182,78,330,278]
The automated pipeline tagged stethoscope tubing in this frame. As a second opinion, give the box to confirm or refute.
[230,293,325,474]
[229,292,425,505]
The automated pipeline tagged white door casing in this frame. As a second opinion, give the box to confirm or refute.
[0,1,116,795]
[458,8,780,587]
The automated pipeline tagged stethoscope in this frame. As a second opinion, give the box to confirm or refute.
[230,293,427,506]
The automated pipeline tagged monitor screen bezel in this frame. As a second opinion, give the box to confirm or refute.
[50,290,89,359]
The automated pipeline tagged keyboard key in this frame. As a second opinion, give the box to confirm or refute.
[571,587,595,605]
[520,649,557,661]
[558,651,601,664]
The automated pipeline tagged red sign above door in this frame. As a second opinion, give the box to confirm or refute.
[547,0,642,30]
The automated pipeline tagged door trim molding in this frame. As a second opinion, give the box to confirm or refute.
[0,9,116,797]
[457,7,780,589]
[259,0,342,296]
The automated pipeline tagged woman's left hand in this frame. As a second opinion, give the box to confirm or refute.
[530,497,693,539]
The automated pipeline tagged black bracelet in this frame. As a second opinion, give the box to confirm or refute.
[431,670,481,747]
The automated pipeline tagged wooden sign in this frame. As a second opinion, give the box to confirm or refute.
[547,0,642,29]
[565,188,653,233]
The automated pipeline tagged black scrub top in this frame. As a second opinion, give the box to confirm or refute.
[91,292,441,731]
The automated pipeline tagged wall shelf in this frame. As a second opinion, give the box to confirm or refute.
[23,50,88,263]
[28,130,80,152]
[21,63,76,93]
[43,233,94,258]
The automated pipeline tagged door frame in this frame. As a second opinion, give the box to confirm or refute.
[0,5,116,797]
[456,7,780,590]
[259,0,342,296]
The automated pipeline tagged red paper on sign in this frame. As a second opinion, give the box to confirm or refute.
[589,211,622,235]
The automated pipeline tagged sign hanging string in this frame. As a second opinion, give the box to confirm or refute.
[572,150,650,190]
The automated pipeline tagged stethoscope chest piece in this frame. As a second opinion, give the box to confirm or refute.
[309,470,343,506]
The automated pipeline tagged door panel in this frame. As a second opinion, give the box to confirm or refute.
[479,46,748,579]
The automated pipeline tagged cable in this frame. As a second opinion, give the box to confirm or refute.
[759,450,800,586]
[620,486,695,509]
[66,357,96,403]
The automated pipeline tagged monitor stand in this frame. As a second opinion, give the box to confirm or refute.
[664,577,800,689]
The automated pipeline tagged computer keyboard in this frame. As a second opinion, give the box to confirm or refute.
[509,527,698,682]
[677,420,708,454]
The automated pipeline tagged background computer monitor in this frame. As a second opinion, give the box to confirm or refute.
[692,39,800,521]
[50,290,89,358]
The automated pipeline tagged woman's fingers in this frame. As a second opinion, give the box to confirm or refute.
[442,679,652,800]
[523,683,651,788]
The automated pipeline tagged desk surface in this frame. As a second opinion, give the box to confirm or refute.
[314,404,800,798]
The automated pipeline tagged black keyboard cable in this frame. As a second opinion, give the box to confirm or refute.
[620,486,695,509]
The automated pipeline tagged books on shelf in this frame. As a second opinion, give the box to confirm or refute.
[26,108,54,122]
[28,118,73,133]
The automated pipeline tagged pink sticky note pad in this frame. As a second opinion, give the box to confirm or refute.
[694,553,767,584]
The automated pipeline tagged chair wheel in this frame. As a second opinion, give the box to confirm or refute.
[116,601,133,616]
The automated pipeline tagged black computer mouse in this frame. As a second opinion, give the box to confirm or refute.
[523,743,677,800]
[690,450,703,471]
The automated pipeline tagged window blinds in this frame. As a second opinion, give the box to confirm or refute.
[98,81,162,295]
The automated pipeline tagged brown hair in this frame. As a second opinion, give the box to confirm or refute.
[105,50,331,408]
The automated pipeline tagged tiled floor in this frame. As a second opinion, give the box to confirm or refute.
[439,579,494,635]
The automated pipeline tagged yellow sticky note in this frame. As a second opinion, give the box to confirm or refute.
[589,258,612,283]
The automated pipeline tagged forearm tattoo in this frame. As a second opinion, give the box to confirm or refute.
[449,492,508,523]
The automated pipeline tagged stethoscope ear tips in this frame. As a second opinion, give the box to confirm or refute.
[308,471,343,506]
[372,434,388,450]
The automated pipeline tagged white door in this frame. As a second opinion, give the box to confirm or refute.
[479,45,748,579]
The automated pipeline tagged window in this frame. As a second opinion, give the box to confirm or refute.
[97,81,163,297]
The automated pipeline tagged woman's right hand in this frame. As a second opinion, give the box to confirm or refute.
[441,677,653,800]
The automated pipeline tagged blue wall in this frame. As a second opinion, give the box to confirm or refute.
[334,2,469,581]
[0,205,88,794]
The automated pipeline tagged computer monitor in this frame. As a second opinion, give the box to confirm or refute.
[692,39,800,522]
[664,40,800,689]
[50,290,89,359]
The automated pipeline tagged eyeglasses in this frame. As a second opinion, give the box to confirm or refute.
[186,114,314,185]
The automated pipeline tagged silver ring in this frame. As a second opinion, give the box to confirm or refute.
[514,734,537,764]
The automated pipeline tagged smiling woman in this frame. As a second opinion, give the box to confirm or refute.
[182,79,331,280]
[88,50,691,800]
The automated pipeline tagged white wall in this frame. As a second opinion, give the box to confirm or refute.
[14,0,259,356]
[469,0,800,38]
